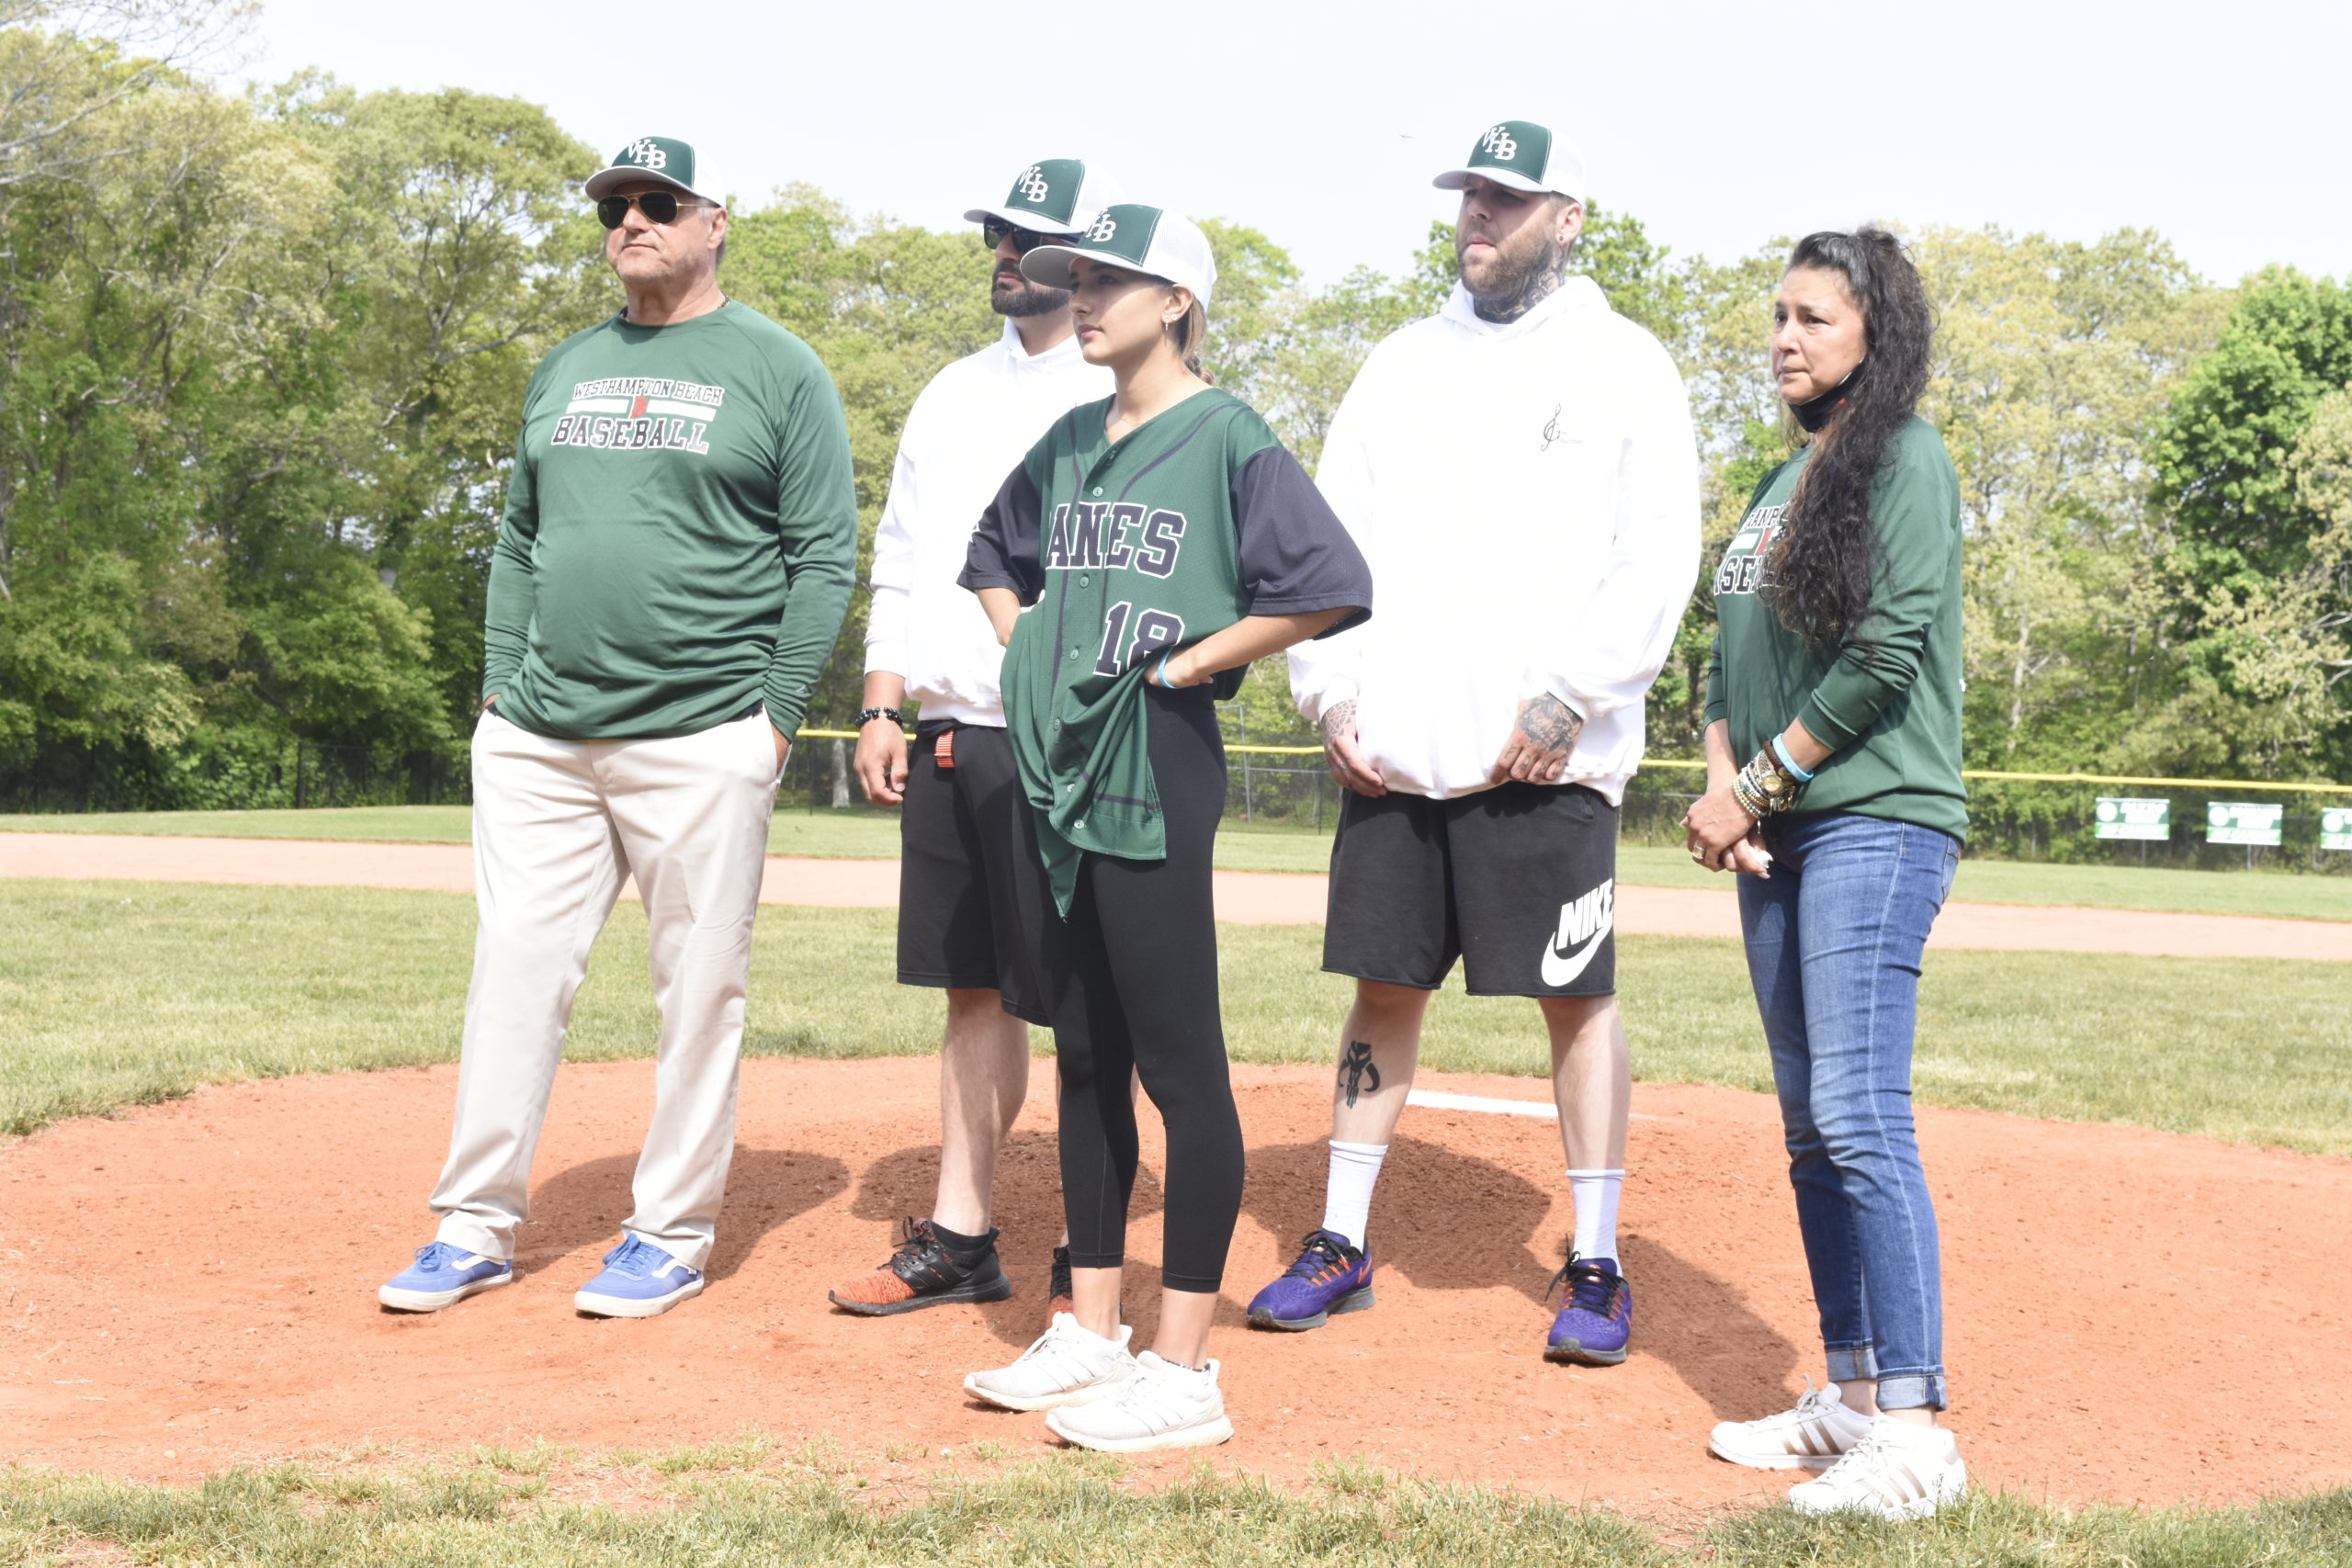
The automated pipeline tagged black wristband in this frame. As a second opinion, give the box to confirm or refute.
[856,706,905,728]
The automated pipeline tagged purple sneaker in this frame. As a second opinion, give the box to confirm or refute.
[1247,1229,1374,1331]
[1544,1252,1632,1366]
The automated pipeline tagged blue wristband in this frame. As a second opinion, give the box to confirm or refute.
[1156,649,1175,688]
[1770,734,1815,784]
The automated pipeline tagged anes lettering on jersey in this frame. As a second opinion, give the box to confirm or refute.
[1043,501,1193,675]
[1713,501,1788,598]
[1045,502,1187,578]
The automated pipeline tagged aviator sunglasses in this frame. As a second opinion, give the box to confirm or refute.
[596,190,709,229]
[979,217,1051,254]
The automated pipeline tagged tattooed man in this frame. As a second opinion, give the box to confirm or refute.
[1248,119,1701,1369]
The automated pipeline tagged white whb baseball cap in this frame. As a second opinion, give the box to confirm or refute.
[1017,205,1217,307]
[964,159,1126,237]
[1431,119,1585,202]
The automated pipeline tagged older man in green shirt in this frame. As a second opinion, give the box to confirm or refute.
[378,136,858,1322]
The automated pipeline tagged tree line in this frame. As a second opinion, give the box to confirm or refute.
[3,11,2349,813]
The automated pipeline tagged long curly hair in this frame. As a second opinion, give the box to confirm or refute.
[1767,227,1932,643]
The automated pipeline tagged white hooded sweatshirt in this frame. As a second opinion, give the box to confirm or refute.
[865,320,1112,725]
[1288,275,1700,801]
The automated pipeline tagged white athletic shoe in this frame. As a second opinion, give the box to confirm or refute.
[962,1313,1136,1413]
[1787,1416,1967,1520]
[1708,1379,1873,1471]
[1045,1349,1235,1453]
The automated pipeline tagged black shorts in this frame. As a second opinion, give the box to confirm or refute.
[897,721,1045,1023]
[1322,782,1619,998]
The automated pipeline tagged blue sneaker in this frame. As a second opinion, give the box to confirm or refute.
[574,1235,705,1318]
[1246,1229,1374,1331]
[1544,1251,1632,1365]
[378,1241,513,1313]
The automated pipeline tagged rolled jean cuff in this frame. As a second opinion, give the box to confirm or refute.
[1825,1343,1879,1383]
[1872,1371,1946,1412]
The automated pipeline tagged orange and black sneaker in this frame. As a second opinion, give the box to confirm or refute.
[828,1217,1012,1316]
[1047,1244,1074,1320]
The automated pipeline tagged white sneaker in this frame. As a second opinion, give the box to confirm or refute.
[1787,1416,1967,1520]
[1045,1349,1235,1453]
[1708,1379,1873,1471]
[962,1313,1136,1413]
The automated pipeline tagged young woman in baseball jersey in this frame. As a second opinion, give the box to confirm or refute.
[1682,228,1971,1518]
[958,205,1372,1451]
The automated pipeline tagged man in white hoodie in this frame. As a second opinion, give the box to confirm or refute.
[1249,121,1699,1368]
[827,158,1120,1319]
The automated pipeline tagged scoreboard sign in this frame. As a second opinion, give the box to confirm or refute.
[2206,802,2284,847]
[2093,797,2170,840]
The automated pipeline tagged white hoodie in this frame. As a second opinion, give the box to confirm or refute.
[865,321,1112,725]
[1288,276,1700,801]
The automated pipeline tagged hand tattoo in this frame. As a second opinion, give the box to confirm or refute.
[1520,694,1583,752]
[1337,1039,1382,1108]
[1321,699,1359,743]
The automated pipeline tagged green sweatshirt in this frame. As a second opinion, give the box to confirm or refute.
[961,389,1372,914]
[1704,417,1968,841]
[482,301,858,739]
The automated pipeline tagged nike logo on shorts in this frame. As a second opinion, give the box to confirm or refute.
[1540,878,1616,988]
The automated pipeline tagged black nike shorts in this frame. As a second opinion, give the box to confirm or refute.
[1321,782,1618,998]
[897,721,1045,1023]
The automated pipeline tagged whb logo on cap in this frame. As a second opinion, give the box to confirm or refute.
[1467,119,1552,179]
[1005,158,1086,226]
[625,138,670,171]
[1084,213,1117,243]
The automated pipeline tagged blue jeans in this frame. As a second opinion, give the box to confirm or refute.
[1737,811,1961,1412]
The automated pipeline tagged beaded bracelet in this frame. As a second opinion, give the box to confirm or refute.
[855,706,905,727]
[1734,748,1804,818]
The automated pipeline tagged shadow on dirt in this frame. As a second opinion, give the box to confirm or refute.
[1242,1134,1800,1419]
[845,1131,1171,1347]
[520,1146,850,1284]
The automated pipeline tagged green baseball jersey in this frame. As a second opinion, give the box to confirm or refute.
[483,300,858,739]
[962,389,1371,912]
[1704,417,1968,840]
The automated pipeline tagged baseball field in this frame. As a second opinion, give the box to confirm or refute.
[4,818,2350,1564]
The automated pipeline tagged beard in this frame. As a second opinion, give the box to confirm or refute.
[992,271,1072,319]
[1457,225,1570,321]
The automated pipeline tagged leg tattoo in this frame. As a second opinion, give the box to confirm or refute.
[1337,1040,1382,1109]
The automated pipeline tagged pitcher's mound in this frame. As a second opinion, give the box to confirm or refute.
[3,1058,2347,1509]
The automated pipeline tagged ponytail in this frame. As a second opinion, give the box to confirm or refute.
[1170,297,1212,384]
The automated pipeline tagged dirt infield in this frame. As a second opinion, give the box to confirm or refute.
[6,830,2350,958]
[3,1057,2346,1509]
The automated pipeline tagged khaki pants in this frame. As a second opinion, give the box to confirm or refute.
[429,706,781,1269]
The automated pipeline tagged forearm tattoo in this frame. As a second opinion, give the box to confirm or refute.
[1338,1039,1382,1108]
[1321,698,1359,743]
[1520,694,1583,751]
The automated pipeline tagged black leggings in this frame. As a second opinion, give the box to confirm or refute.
[1037,686,1241,1293]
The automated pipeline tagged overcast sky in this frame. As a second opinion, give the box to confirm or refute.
[232,0,2349,290]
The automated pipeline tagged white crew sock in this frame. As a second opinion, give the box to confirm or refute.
[1567,1168,1624,1264]
[1319,1140,1388,1249]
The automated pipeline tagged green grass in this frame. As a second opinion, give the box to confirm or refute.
[6,880,2349,1155]
[1,1447,2347,1566]
[11,806,2352,919]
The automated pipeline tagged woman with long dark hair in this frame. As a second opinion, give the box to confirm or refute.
[1681,227,1970,1518]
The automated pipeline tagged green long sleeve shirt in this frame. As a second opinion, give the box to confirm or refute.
[1704,417,1968,841]
[482,301,858,739]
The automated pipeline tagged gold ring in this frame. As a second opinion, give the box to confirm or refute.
[1689,850,1705,862]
